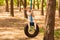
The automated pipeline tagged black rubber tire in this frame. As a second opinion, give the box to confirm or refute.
[24,24,39,38]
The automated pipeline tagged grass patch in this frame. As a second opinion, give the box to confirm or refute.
[39,28,44,33]
[39,28,60,40]
[54,29,60,40]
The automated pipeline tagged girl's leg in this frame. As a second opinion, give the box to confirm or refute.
[28,19,30,30]
[28,16,31,30]
[34,21,36,30]
[28,21,31,30]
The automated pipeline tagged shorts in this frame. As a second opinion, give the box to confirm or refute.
[29,15,33,22]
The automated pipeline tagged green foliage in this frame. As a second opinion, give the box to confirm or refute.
[14,0,17,6]
[54,29,60,40]
[0,0,4,6]
[0,0,17,6]
[43,0,46,9]
[0,0,59,9]
[39,28,44,33]
[27,0,30,5]
[56,0,58,9]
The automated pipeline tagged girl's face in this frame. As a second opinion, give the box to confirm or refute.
[29,9,31,12]
[27,7,31,12]
[27,7,32,15]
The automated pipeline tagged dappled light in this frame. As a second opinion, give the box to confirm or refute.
[0,0,60,40]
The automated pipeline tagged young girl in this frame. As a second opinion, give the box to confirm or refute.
[27,9,34,22]
[27,8,36,30]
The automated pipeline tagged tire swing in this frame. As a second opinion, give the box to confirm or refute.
[24,22,39,38]
[24,0,39,38]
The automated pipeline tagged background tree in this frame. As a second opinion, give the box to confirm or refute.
[41,0,44,15]
[24,0,28,18]
[17,0,19,7]
[58,0,60,17]
[10,0,14,17]
[19,0,21,11]
[5,0,9,12]
[43,0,56,40]
[37,0,39,9]
[19,0,24,11]
[33,0,35,9]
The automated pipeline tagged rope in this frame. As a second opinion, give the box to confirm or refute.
[30,0,32,9]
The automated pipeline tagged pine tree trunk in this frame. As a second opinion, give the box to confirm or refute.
[41,0,44,15]
[19,0,21,11]
[58,0,60,17]
[19,0,24,11]
[37,0,39,9]
[10,0,14,17]
[43,0,56,40]
[5,0,9,12]
[33,0,35,9]
[17,0,19,7]
[24,0,28,18]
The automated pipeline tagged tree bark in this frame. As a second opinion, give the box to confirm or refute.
[41,0,44,15]
[10,0,14,17]
[19,0,24,11]
[58,0,60,17]
[24,0,28,18]
[5,0,9,12]
[17,0,19,7]
[33,0,35,9]
[43,0,56,40]
[19,0,21,11]
[37,0,39,9]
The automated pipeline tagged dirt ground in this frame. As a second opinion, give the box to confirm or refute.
[0,6,60,40]
[0,13,44,40]
[0,27,43,40]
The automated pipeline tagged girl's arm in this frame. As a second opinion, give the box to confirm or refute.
[31,11,34,17]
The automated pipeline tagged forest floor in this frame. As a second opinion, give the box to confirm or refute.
[0,11,44,40]
[0,6,60,40]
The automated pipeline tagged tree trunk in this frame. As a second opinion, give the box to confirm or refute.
[30,0,32,9]
[58,0,60,17]
[10,0,14,17]
[41,0,44,15]
[43,0,56,40]
[5,0,9,12]
[19,0,21,11]
[24,0,28,18]
[17,0,19,7]
[19,0,24,11]
[33,0,35,9]
[37,0,39,9]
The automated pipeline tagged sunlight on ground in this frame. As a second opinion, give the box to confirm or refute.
[0,7,60,40]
